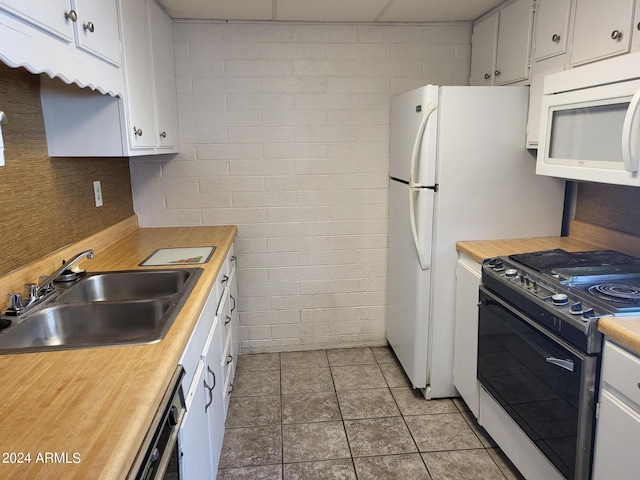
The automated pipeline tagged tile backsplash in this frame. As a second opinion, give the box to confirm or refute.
[0,63,134,277]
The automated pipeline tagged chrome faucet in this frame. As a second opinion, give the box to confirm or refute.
[36,249,94,295]
[4,249,94,316]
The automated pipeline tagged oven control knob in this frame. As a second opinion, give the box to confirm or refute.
[582,308,595,320]
[570,302,584,314]
[168,406,180,427]
[505,268,517,278]
[551,293,569,306]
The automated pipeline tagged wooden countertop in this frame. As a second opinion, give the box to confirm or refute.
[0,218,237,479]
[457,233,640,357]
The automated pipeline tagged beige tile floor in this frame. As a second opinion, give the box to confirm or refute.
[217,347,525,480]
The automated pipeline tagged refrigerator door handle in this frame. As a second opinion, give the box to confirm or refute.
[409,187,430,270]
[408,102,436,270]
[409,102,437,188]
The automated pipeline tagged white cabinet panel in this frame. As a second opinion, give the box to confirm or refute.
[633,0,640,51]
[495,0,534,85]
[470,11,498,85]
[119,0,156,150]
[592,390,640,479]
[73,0,121,65]
[0,0,122,96]
[0,0,74,42]
[149,0,179,150]
[178,360,213,480]
[533,0,572,61]
[453,256,481,418]
[469,0,533,86]
[571,0,635,66]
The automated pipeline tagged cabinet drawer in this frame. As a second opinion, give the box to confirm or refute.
[602,340,640,409]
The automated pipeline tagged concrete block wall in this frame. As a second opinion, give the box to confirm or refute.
[130,21,472,352]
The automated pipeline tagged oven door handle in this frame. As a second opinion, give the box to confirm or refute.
[545,356,575,372]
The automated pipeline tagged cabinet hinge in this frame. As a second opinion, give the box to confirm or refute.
[595,401,600,419]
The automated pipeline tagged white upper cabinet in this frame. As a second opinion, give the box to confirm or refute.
[0,0,123,95]
[495,0,535,84]
[73,0,121,67]
[470,11,498,85]
[533,0,572,62]
[0,0,74,42]
[40,0,180,157]
[119,0,157,150]
[469,0,534,86]
[119,0,180,154]
[571,0,636,66]
[633,0,640,51]
[149,0,179,151]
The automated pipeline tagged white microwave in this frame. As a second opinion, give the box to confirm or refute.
[537,53,640,186]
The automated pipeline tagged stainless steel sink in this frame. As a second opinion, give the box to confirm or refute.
[0,268,202,354]
[56,270,193,303]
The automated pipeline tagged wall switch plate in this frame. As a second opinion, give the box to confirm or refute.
[93,181,103,207]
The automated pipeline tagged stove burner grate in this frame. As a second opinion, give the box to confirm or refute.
[588,283,640,303]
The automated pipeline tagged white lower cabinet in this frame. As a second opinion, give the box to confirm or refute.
[178,244,238,479]
[453,255,481,418]
[592,340,640,479]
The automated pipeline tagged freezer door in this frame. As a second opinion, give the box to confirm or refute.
[389,85,439,186]
[386,179,435,390]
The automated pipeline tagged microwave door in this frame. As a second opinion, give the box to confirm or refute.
[622,88,640,173]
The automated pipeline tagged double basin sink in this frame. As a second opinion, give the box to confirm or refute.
[0,268,202,354]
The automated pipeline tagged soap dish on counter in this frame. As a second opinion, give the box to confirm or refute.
[140,246,216,266]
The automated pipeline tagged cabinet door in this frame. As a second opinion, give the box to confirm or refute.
[228,247,240,358]
[592,389,640,479]
[533,0,572,61]
[571,0,635,66]
[0,0,74,43]
[119,0,157,149]
[453,258,481,418]
[495,0,534,85]
[632,0,640,52]
[203,319,225,474]
[148,0,179,150]
[73,0,121,66]
[470,11,498,85]
[178,360,213,480]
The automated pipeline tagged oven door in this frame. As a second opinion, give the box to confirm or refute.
[478,286,598,480]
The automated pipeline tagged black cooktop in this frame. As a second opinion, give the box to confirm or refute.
[509,249,640,275]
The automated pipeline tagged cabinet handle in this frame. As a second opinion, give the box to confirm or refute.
[224,315,231,325]
[611,29,622,40]
[230,294,236,314]
[133,127,143,137]
[551,34,561,43]
[637,22,640,31]
[203,378,213,412]
[221,274,229,284]
[207,366,216,389]
[226,354,233,365]
[231,254,237,264]
[494,70,501,77]
[83,21,95,33]
[159,131,167,139]
[64,10,78,22]
[483,73,491,80]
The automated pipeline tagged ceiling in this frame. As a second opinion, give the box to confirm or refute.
[157,0,506,23]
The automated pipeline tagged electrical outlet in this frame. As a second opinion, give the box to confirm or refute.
[93,181,103,207]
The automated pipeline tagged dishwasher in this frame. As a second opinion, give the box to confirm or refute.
[127,366,186,480]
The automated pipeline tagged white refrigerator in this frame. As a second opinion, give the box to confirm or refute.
[387,85,566,399]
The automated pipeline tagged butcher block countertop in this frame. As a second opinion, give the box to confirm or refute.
[0,217,237,480]
[456,225,640,357]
